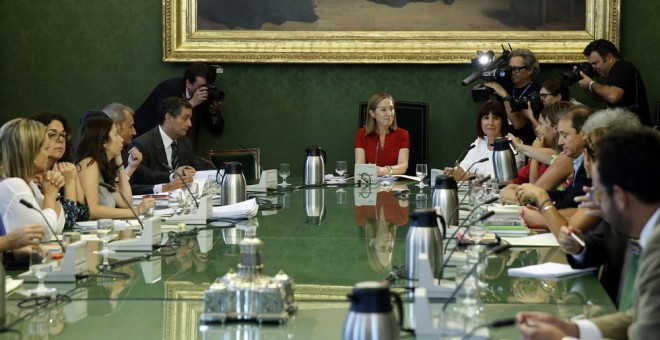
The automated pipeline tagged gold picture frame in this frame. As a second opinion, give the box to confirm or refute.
[163,0,620,64]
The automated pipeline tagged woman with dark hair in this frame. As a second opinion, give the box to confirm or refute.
[75,116,154,219]
[0,118,65,238]
[444,100,525,180]
[355,92,410,177]
[30,113,89,229]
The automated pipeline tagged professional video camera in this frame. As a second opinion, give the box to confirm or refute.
[562,62,596,87]
[461,45,513,102]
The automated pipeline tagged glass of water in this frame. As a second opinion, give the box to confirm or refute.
[336,161,347,180]
[455,264,481,317]
[278,163,290,186]
[27,248,57,296]
[416,164,427,188]
[168,190,182,214]
[94,219,116,255]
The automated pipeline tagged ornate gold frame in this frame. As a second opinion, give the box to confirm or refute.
[163,0,620,64]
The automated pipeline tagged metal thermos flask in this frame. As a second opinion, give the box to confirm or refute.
[492,137,517,181]
[405,208,445,284]
[304,146,326,185]
[221,162,247,205]
[342,281,403,340]
[431,174,458,227]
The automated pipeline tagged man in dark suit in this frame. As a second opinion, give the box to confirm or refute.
[130,97,196,192]
[103,102,186,195]
[516,126,660,339]
[133,63,224,148]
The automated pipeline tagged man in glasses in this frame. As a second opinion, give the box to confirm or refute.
[516,126,660,339]
[578,39,651,126]
[485,49,541,145]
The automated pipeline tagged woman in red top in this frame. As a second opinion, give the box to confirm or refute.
[354,92,410,177]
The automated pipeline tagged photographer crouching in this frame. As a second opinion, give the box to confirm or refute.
[482,49,542,145]
[575,39,651,126]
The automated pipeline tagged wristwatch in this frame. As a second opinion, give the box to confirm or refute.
[588,80,596,93]
[503,95,513,102]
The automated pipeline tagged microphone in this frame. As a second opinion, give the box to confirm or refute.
[460,318,516,339]
[450,144,476,175]
[98,182,145,231]
[441,208,495,270]
[194,156,217,171]
[456,157,488,190]
[374,142,380,166]
[19,199,65,252]
[441,241,511,312]
[239,144,261,177]
[161,163,199,209]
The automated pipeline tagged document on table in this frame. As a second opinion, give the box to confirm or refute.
[502,233,559,247]
[508,262,597,279]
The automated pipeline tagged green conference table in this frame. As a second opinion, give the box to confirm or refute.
[3,179,616,339]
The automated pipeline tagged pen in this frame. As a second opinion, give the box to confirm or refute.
[567,227,586,247]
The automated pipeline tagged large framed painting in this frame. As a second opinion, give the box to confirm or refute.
[163,0,620,63]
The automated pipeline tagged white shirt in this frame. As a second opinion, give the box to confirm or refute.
[460,136,525,179]
[0,178,65,239]
[575,207,660,338]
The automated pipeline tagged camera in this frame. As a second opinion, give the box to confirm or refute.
[462,45,514,102]
[509,91,543,113]
[200,84,226,102]
[562,62,595,87]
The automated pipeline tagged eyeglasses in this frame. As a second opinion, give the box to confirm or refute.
[539,93,556,99]
[511,66,529,73]
[47,130,71,142]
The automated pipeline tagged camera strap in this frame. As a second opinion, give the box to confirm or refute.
[511,82,533,99]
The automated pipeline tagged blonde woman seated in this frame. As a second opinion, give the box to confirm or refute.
[75,116,154,219]
[355,92,410,177]
[0,118,65,239]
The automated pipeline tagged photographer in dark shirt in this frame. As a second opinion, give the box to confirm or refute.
[578,39,651,126]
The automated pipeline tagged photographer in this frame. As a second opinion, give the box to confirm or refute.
[577,39,651,126]
[133,63,225,148]
[484,49,541,145]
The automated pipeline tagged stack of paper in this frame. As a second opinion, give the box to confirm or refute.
[502,233,558,247]
[508,262,597,279]
[211,198,258,219]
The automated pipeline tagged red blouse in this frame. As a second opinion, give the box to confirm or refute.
[354,128,410,167]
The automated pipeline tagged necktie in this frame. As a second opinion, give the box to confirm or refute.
[171,140,179,170]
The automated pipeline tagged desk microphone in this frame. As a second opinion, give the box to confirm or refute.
[441,241,511,312]
[456,157,488,190]
[161,163,199,209]
[441,208,496,270]
[194,156,217,171]
[460,318,516,339]
[98,182,145,231]
[19,199,65,252]
[450,144,476,175]
[374,142,380,166]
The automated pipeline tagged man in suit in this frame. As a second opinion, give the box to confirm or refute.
[133,63,224,148]
[516,126,660,339]
[103,102,186,195]
[130,97,196,192]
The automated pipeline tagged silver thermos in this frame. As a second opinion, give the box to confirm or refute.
[492,137,517,181]
[405,208,445,284]
[221,162,247,205]
[431,174,458,227]
[342,281,403,340]
[304,146,326,185]
[305,188,326,225]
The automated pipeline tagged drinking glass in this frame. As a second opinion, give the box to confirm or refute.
[468,224,486,245]
[335,161,347,180]
[454,264,481,317]
[278,163,290,186]
[27,249,57,296]
[94,219,116,255]
[168,190,182,214]
[416,164,427,188]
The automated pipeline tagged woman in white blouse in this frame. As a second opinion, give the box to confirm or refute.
[444,100,525,181]
[0,118,66,239]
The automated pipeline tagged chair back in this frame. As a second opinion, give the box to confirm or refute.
[207,148,260,180]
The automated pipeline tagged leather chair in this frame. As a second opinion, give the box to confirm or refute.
[207,148,260,180]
